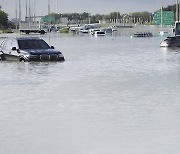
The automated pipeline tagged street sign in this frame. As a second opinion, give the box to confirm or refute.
[41,16,55,22]
[153,11,174,25]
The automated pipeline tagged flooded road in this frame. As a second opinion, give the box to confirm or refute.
[0,32,180,154]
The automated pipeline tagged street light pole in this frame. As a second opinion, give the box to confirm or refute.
[48,0,50,15]
[19,0,21,22]
[161,0,163,30]
[16,0,18,31]
[179,2,180,21]
[56,0,58,13]
[176,0,179,21]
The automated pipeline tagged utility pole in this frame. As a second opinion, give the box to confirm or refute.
[34,1,36,21]
[48,0,50,15]
[48,0,51,33]
[176,0,179,21]
[88,13,91,24]
[16,0,18,31]
[29,0,31,20]
[179,3,180,21]
[56,0,58,13]
[161,0,163,29]
[26,0,28,21]
[28,0,31,26]
[19,0,21,22]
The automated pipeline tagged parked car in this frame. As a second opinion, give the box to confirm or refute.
[160,36,180,47]
[0,37,65,62]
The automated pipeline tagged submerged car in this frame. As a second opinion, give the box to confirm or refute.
[133,32,153,37]
[160,36,180,47]
[0,37,65,62]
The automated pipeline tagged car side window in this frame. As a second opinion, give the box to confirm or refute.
[11,39,18,49]
[0,41,5,48]
[4,40,12,49]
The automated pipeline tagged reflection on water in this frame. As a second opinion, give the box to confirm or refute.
[0,32,180,154]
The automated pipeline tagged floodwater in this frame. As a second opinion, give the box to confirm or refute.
[0,31,180,154]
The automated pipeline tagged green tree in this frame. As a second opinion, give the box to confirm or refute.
[131,11,152,24]
[0,10,8,29]
[161,4,176,20]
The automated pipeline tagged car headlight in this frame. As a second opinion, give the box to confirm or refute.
[58,53,63,57]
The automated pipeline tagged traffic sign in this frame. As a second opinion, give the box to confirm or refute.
[153,11,174,25]
[41,16,55,22]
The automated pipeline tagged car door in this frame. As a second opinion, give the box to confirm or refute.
[11,39,20,57]
[0,40,5,60]
[2,39,19,61]
[177,37,180,47]
[1,39,12,60]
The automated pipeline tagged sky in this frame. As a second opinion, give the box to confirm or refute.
[0,0,175,20]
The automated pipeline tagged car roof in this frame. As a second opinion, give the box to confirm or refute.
[16,37,43,41]
[167,36,180,38]
[2,37,43,41]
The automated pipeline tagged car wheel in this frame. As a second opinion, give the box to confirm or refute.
[0,54,5,61]
[40,30,45,34]
[19,57,26,62]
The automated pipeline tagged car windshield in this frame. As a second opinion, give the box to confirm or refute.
[18,40,50,49]
[165,37,175,41]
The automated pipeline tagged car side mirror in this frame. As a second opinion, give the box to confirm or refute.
[51,46,55,49]
[17,49,20,53]
[12,47,20,53]
[12,47,17,51]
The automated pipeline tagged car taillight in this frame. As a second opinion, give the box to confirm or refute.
[166,41,172,44]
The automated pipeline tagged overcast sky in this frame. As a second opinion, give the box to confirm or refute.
[0,0,175,19]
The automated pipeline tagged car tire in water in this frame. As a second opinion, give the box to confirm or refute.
[19,57,26,62]
[0,54,5,61]
[40,30,45,34]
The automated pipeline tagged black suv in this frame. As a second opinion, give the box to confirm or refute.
[0,37,65,62]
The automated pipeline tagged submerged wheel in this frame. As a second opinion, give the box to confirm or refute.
[40,30,45,34]
[19,57,26,62]
[0,53,5,61]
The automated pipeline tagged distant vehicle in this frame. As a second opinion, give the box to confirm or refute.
[174,21,180,36]
[79,29,89,34]
[101,27,117,34]
[94,31,105,37]
[50,25,60,32]
[89,29,101,35]
[83,23,101,30]
[159,31,169,36]
[160,36,180,47]
[132,32,153,37]
[70,23,101,33]
[101,28,112,34]
[0,37,65,62]
[19,22,48,34]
